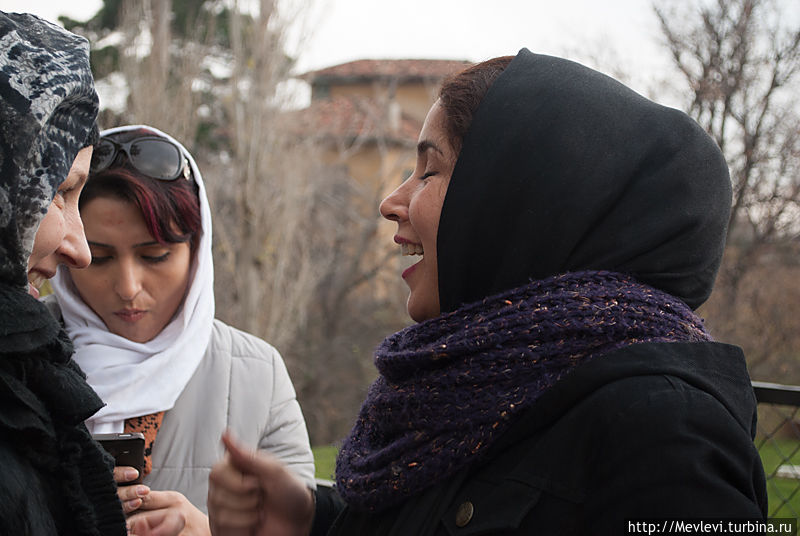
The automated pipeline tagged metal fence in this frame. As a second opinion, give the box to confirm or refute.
[753,381,800,518]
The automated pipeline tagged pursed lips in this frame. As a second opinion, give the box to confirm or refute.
[114,309,147,323]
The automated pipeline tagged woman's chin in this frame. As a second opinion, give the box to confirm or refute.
[406,294,440,323]
[108,322,158,344]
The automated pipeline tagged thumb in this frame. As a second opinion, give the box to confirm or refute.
[220,432,314,527]
[221,430,276,479]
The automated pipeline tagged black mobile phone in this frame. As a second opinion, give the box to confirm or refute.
[93,432,145,485]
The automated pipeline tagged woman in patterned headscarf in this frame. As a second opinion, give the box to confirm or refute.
[0,11,168,535]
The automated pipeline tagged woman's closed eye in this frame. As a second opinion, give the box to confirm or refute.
[60,183,80,197]
[419,171,436,181]
[51,187,73,208]
[142,252,170,264]
[90,255,112,265]
[57,172,87,203]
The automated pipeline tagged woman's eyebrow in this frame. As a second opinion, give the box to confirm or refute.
[88,240,162,248]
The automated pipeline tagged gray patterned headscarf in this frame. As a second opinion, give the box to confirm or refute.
[0,11,99,289]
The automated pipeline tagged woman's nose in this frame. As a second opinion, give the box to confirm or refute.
[59,211,91,269]
[114,261,142,301]
[379,179,411,222]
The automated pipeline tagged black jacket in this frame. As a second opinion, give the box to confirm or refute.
[0,11,123,535]
[324,341,767,535]
[0,287,126,535]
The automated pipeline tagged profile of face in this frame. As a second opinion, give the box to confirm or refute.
[27,146,93,298]
[68,196,192,343]
[379,100,458,322]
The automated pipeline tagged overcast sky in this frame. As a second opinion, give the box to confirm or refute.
[289,0,666,67]
[7,0,662,68]
[8,0,799,106]
[6,1,670,86]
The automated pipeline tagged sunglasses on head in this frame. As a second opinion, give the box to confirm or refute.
[90,135,191,181]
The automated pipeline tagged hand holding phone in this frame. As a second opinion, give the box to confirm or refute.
[93,432,145,486]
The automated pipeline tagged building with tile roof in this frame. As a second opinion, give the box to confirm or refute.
[285,58,472,299]
[301,59,472,125]
[289,57,471,191]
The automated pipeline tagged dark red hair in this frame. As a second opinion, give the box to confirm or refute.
[438,56,515,153]
[80,157,202,251]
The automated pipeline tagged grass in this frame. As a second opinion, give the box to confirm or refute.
[312,445,338,482]
[757,437,800,518]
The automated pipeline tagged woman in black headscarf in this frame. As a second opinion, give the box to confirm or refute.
[207,50,767,534]
[0,11,157,535]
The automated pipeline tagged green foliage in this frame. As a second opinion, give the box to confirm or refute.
[57,16,85,32]
[65,0,237,47]
[60,0,125,32]
[172,0,234,48]
[312,445,338,481]
[97,0,125,30]
[195,121,221,151]
[89,45,121,80]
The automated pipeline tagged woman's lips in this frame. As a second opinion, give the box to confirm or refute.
[27,271,49,299]
[402,259,422,279]
[114,310,146,323]
[395,235,424,280]
[28,282,40,299]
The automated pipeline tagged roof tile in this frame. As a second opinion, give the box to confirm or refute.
[282,96,421,144]
[302,58,473,83]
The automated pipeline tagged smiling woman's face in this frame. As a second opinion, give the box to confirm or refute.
[379,100,458,322]
[68,196,192,343]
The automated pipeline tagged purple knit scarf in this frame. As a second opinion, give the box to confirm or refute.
[335,271,711,511]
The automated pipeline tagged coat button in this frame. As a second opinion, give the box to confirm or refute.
[455,501,474,527]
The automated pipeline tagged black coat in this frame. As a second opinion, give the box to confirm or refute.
[0,11,122,535]
[325,341,767,535]
[0,287,126,535]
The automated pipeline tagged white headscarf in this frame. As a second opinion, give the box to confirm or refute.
[51,125,215,434]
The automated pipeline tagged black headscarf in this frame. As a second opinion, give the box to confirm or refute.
[437,49,731,312]
[0,11,99,290]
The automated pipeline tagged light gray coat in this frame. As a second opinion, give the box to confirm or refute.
[43,295,315,513]
[144,318,316,512]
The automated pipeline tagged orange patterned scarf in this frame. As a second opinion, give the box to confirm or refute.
[124,411,165,475]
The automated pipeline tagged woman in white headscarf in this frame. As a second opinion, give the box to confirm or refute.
[47,124,315,535]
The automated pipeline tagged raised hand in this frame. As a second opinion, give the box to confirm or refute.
[207,432,314,536]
